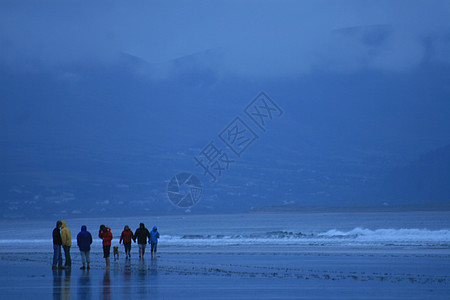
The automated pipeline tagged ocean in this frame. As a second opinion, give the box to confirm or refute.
[1,212,449,253]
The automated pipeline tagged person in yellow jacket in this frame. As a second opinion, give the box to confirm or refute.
[61,220,72,269]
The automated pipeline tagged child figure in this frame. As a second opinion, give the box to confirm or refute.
[119,225,134,258]
[150,226,160,259]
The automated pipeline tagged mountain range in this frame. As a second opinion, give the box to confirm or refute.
[1,51,449,219]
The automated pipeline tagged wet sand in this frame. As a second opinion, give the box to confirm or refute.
[1,247,449,299]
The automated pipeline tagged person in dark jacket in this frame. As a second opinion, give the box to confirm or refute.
[52,220,63,270]
[119,225,134,259]
[134,223,150,259]
[77,225,92,270]
[150,226,160,259]
[99,224,113,269]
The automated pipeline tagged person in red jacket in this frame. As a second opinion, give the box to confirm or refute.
[119,225,134,259]
[99,224,113,269]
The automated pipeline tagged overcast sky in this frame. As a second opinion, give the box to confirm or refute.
[1,1,450,78]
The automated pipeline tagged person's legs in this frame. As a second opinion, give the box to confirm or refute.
[103,245,111,269]
[63,246,67,266]
[80,251,86,266]
[86,250,90,269]
[52,244,59,268]
[58,246,63,267]
[141,243,146,258]
[67,246,71,267]
[53,245,63,268]
[125,243,131,257]
[63,246,71,268]
[138,244,143,258]
[151,242,157,258]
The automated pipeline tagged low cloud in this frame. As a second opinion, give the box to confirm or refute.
[1,0,449,78]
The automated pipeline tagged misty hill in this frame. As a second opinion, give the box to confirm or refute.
[381,144,450,204]
[1,53,450,219]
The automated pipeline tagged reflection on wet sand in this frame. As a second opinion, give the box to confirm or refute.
[101,270,111,300]
[137,258,148,296]
[50,258,159,299]
[123,259,132,296]
[149,259,159,298]
[52,269,71,300]
[150,259,158,276]
[78,270,91,299]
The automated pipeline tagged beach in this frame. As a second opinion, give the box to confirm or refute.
[1,248,449,299]
[0,213,449,299]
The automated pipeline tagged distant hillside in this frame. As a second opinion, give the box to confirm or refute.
[381,144,450,204]
[250,202,450,214]
[2,55,450,219]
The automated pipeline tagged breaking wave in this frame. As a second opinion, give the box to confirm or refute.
[317,228,450,242]
[0,228,448,251]
[163,228,450,248]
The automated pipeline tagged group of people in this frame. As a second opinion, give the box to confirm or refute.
[52,221,160,270]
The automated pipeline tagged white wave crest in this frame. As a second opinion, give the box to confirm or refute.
[317,228,450,242]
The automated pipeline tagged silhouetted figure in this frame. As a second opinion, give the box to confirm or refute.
[52,220,63,270]
[134,223,150,259]
[77,225,92,269]
[61,221,72,269]
[150,226,160,259]
[120,225,134,258]
[99,224,113,269]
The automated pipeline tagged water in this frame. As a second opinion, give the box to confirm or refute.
[0,212,449,253]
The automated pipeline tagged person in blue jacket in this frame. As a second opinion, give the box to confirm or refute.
[150,226,160,259]
[77,225,93,270]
